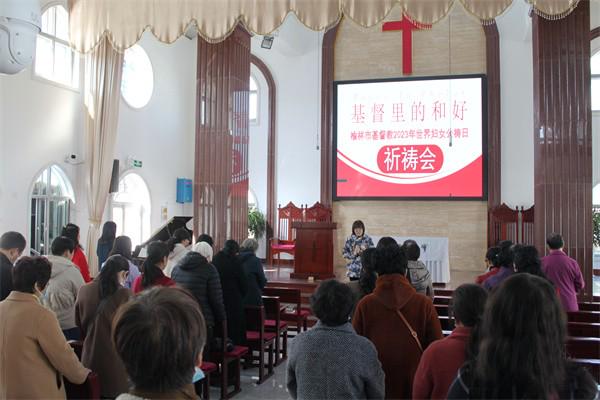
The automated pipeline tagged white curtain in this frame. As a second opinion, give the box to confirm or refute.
[83,36,123,276]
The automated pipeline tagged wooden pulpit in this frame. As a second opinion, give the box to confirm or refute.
[290,221,337,280]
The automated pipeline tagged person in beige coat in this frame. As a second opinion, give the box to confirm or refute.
[0,256,90,399]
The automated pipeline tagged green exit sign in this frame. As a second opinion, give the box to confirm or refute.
[129,159,142,168]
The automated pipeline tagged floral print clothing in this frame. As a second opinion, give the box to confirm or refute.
[343,234,374,279]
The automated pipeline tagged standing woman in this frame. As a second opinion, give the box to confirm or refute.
[107,236,141,289]
[213,240,248,345]
[132,241,175,294]
[342,220,374,281]
[96,221,117,267]
[76,255,131,398]
[62,223,91,283]
[239,238,267,306]
[164,228,192,277]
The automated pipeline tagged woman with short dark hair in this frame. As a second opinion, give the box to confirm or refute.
[107,236,141,289]
[475,246,501,284]
[165,228,192,277]
[76,255,131,398]
[97,221,117,267]
[0,257,89,398]
[353,242,443,399]
[132,241,175,294]
[482,240,514,291]
[113,287,207,399]
[448,274,598,399]
[413,284,488,399]
[287,279,385,399]
[62,223,91,282]
[342,220,374,281]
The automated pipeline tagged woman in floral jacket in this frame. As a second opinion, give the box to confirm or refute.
[342,220,374,280]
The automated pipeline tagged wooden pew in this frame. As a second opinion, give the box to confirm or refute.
[433,296,452,305]
[571,358,600,382]
[568,311,600,324]
[565,337,600,359]
[434,289,454,297]
[578,302,600,312]
[435,304,450,317]
[438,316,455,331]
[568,322,600,338]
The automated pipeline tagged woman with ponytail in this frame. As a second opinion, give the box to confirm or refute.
[413,283,488,399]
[75,255,131,398]
[164,228,191,277]
[107,236,141,289]
[131,241,175,294]
[62,223,91,282]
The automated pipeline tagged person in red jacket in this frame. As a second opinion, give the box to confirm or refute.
[132,241,175,294]
[61,223,91,282]
[475,246,501,285]
[412,284,488,399]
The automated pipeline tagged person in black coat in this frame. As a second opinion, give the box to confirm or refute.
[239,238,267,306]
[0,232,26,301]
[212,240,248,346]
[171,241,226,351]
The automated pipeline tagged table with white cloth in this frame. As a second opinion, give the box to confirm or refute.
[370,236,450,283]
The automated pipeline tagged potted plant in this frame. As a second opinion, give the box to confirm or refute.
[248,208,266,239]
[593,208,600,248]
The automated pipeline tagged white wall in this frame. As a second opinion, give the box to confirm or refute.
[496,1,535,208]
[251,14,322,209]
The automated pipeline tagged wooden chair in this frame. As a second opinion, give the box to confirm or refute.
[65,372,100,400]
[209,321,249,399]
[303,201,332,222]
[67,340,84,359]
[262,295,289,365]
[433,295,452,305]
[488,203,519,248]
[269,202,303,267]
[263,287,310,334]
[244,306,276,384]
[195,361,218,400]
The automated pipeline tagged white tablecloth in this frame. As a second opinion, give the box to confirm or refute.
[371,236,450,283]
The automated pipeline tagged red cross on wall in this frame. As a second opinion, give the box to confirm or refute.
[382,15,431,75]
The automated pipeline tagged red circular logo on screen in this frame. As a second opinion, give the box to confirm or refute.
[376,144,444,174]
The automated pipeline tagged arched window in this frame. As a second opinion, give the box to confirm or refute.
[111,173,151,247]
[592,50,599,111]
[34,5,79,89]
[249,75,259,123]
[121,45,154,109]
[248,188,258,210]
[30,165,75,255]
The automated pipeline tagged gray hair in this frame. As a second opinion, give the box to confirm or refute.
[240,238,259,252]
[192,241,213,262]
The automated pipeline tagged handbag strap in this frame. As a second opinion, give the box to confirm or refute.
[395,309,423,353]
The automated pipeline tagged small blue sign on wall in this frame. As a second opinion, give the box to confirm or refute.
[176,178,193,203]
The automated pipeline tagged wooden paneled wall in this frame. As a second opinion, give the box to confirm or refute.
[532,4,593,300]
[332,6,489,274]
[195,27,251,250]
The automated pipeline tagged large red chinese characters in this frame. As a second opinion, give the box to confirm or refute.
[377,145,443,174]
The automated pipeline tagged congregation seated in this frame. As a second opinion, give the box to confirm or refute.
[347,247,377,306]
[413,283,488,399]
[0,256,89,398]
[448,274,598,399]
[474,246,501,285]
[106,235,141,289]
[240,238,268,307]
[0,231,26,301]
[402,239,434,298]
[96,221,117,267]
[353,237,443,399]
[481,240,514,291]
[61,223,91,283]
[76,255,132,398]
[112,286,207,400]
[44,236,86,340]
[164,227,192,277]
[132,241,175,293]
[172,241,226,352]
[287,279,385,399]
[213,240,248,345]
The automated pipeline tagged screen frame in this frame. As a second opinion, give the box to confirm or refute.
[332,73,488,201]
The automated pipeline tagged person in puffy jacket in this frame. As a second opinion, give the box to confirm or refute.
[239,238,267,306]
[171,241,226,352]
[402,239,433,299]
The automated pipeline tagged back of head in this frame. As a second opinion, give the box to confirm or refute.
[376,236,397,250]
[402,239,420,261]
[546,233,564,250]
[375,242,407,275]
[142,241,170,288]
[12,256,52,293]
[51,236,75,256]
[495,240,514,267]
[452,284,487,327]
[485,246,501,267]
[109,236,133,260]
[167,228,192,252]
[359,248,378,294]
[196,234,214,248]
[514,245,545,278]
[98,255,130,301]
[61,223,80,248]
[192,241,213,262]
[99,221,117,244]
[475,274,567,398]
[240,238,259,253]
[112,287,206,393]
[0,231,26,252]
[311,279,354,326]
[222,240,240,257]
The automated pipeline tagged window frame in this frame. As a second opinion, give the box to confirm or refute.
[592,39,600,113]
[109,172,152,247]
[32,3,81,92]
[250,74,259,125]
[121,44,155,110]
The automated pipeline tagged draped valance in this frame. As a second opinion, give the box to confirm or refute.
[68,0,580,53]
